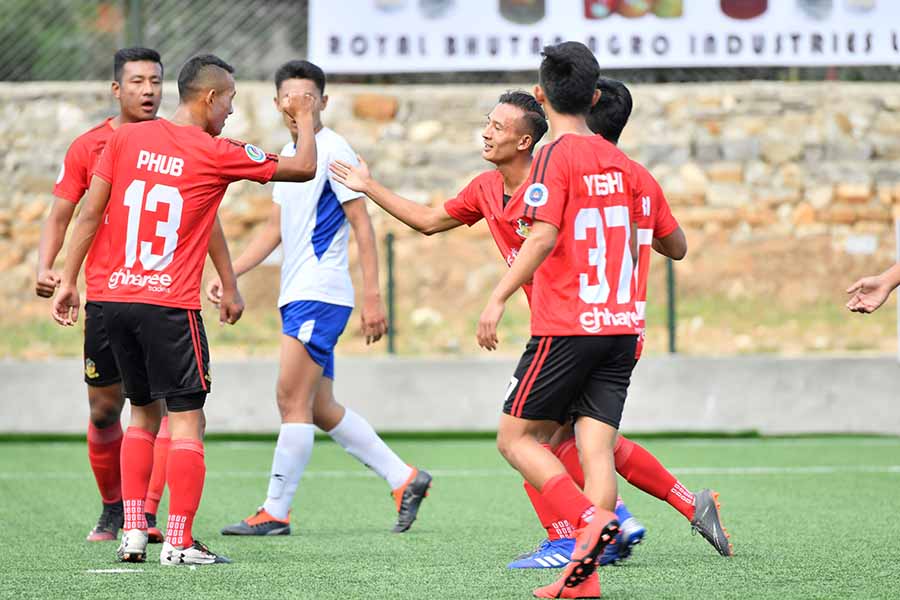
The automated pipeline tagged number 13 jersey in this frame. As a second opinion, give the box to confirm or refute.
[522,133,641,337]
[89,118,279,309]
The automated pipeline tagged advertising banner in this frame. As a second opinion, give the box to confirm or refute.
[309,0,900,72]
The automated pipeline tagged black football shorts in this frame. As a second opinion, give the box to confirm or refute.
[503,334,638,429]
[97,301,210,412]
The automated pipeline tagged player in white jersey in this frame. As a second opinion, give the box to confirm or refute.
[214,60,431,536]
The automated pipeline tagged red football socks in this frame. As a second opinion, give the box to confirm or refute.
[87,421,123,504]
[614,435,696,520]
[120,426,156,530]
[144,416,170,516]
[166,439,206,548]
[540,474,596,530]
[524,480,574,540]
[553,438,585,489]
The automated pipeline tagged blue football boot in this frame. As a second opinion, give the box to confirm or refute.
[507,537,575,569]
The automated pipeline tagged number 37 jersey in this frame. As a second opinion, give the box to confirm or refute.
[89,118,278,309]
[523,134,641,337]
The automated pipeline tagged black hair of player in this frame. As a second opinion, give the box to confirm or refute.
[178,54,235,101]
[275,60,326,96]
[538,42,600,116]
[497,90,548,152]
[587,78,633,144]
[113,47,162,83]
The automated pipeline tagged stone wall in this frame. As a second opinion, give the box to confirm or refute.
[2,82,899,356]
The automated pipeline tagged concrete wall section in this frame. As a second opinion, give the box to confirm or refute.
[2,357,898,435]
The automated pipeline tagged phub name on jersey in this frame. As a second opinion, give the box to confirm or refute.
[579,306,640,334]
[136,150,183,177]
[108,268,172,294]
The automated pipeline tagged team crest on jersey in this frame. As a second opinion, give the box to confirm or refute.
[515,218,531,239]
[245,144,266,163]
[524,183,548,208]
[84,358,99,380]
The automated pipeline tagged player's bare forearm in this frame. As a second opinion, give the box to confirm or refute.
[882,263,900,289]
[273,114,317,182]
[61,177,111,285]
[652,227,687,260]
[365,178,461,236]
[344,198,382,297]
[37,199,76,273]
[233,204,282,277]
[489,221,558,305]
[207,217,238,292]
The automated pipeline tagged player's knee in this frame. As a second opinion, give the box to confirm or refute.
[87,386,124,428]
[496,429,519,463]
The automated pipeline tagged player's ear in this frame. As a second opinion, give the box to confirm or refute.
[273,95,281,111]
[590,88,601,107]
[205,88,217,107]
[320,94,329,110]
[533,84,545,105]
[518,134,532,152]
[111,80,121,100]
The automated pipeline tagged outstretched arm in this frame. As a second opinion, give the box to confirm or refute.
[330,157,462,235]
[846,263,900,314]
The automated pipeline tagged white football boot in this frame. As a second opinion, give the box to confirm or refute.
[116,528,149,563]
[160,539,232,565]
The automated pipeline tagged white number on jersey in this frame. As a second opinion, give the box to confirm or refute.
[123,179,183,271]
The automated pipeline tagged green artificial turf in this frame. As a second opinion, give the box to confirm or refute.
[1,437,899,599]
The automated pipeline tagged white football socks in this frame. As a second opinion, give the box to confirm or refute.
[262,422,316,520]
[327,407,413,490]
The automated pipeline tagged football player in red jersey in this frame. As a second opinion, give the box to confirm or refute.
[332,84,731,572]
[36,47,231,544]
[475,42,643,598]
[51,54,318,566]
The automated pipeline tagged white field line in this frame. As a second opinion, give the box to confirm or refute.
[84,569,144,574]
[2,465,900,481]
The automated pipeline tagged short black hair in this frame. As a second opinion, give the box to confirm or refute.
[538,42,601,116]
[497,90,548,152]
[177,54,235,101]
[587,78,633,144]
[275,60,326,95]
[113,47,162,83]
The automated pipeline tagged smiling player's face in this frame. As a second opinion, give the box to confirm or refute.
[481,103,530,166]
[275,78,326,137]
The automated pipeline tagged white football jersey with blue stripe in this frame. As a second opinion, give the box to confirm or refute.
[272,128,362,308]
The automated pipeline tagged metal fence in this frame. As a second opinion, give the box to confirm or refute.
[2,1,897,82]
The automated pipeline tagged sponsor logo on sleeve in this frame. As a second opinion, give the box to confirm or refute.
[245,144,266,163]
[524,182,548,208]
[514,218,531,239]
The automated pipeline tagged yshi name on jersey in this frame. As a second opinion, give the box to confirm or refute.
[583,171,624,197]
[136,150,183,177]
[579,306,639,334]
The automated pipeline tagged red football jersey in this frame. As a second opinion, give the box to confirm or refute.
[523,134,641,336]
[54,118,116,297]
[89,118,278,309]
[630,159,679,358]
[444,170,533,272]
